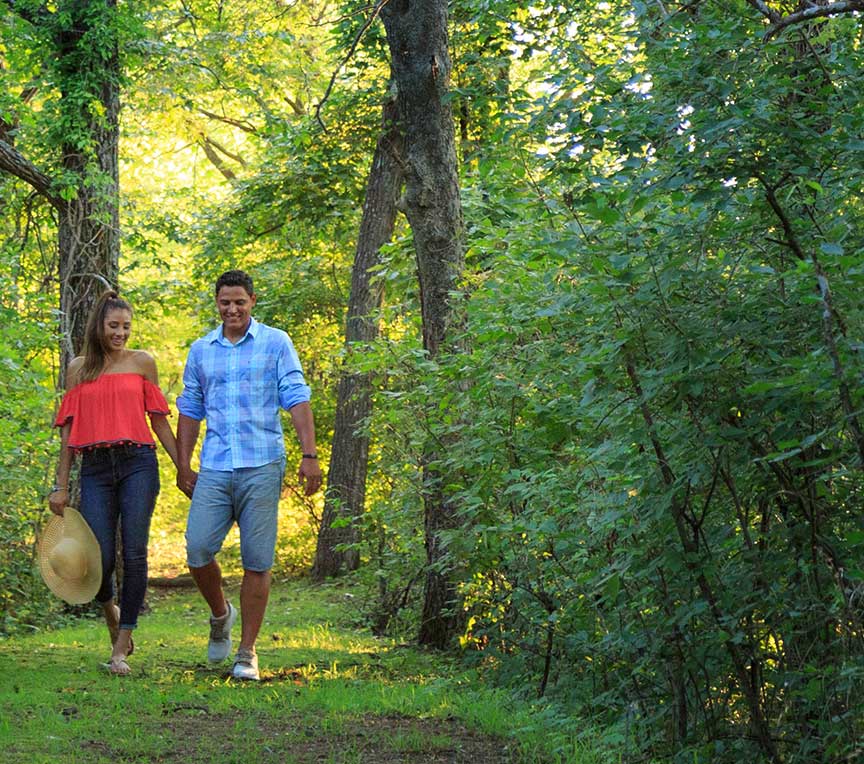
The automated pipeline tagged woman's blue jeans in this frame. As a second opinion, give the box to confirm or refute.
[79,445,159,630]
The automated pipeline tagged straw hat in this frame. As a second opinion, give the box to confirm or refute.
[37,508,102,604]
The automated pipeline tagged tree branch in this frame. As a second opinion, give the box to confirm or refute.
[196,137,237,180]
[284,94,306,116]
[203,135,246,167]
[744,0,782,23]
[744,0,864,36]
[195,107,258,134]
[0,138,63,208]
[767,0,864,37]
[315,0,392,131]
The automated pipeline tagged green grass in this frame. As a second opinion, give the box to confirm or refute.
[0,578,601,763]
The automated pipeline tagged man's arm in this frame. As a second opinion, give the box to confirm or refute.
[176,414,201,498]
[175,344,205,498]
[275,331,320,496]
[289,401,322,496]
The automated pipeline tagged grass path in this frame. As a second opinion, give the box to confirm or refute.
[0,579,574,764]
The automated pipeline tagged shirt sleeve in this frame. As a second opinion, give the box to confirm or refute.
[144,380,171,416]
[54,386,80,427]
[276,332,311,411]
[176,343,206,421]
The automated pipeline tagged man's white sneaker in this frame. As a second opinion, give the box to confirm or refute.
[207,602,237,662]
[232,648,260,681]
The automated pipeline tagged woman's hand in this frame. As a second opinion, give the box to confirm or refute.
[48,488,69,516]
[176,466,198,499]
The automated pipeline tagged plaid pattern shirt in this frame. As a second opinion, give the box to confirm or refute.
[176,317,311,470]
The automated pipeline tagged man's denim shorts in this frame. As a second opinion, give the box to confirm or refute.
[185,457,285,572]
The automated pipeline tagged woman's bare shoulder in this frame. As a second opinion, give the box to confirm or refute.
[130,350,159,381]
[66,356,85,387]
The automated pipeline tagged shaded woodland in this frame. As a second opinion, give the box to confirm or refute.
[2,1,864,761]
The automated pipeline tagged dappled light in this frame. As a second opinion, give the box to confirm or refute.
[2,1,864,762]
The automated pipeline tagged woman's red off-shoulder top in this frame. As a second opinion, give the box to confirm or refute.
[54,373,170,450]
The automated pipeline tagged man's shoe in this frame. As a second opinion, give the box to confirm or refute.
[207,602,237,662]
[232,648,260,681]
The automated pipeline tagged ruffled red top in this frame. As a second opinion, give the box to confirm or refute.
[54,373,170,450]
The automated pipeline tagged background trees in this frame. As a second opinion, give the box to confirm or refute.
[2,1,864,761]
[1,0,123,370]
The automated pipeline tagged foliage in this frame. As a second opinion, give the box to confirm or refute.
[352,3,864,762]
[0,276,60,632]
[2,0,864,761]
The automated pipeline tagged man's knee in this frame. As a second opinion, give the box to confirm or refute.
[185,534,218,568]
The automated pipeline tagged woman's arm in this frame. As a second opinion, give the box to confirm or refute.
[137,351,181,469]
[49,359,82,516]
[48,423,73,516]
[150,414,180,469]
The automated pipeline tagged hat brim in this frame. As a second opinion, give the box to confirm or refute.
[37,508,102,605]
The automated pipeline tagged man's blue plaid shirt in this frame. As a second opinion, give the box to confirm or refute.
[176,317,311,471]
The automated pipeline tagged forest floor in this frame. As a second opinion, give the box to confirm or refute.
[0,578,570,764]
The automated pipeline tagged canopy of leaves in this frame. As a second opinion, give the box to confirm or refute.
[2,1,863,761]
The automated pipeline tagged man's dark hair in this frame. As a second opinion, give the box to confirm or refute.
[215,269,254,296]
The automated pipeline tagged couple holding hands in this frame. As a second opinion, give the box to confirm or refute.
[44,270,321,679]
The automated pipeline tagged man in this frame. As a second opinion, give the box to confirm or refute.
[176,269,322,680]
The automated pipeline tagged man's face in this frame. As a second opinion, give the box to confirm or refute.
[216,285,256,333]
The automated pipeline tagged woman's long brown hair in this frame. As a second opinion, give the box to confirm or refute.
[77,290,133,384]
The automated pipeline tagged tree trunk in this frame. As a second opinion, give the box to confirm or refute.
[1,2,122,373]
[312,94,405,580]
[55,0,122,374]
[380,0,466,649]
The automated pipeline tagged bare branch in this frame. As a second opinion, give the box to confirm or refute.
[0,138,63,208]
[744,0,864,36]
[744,0,782,23]
[767,0,864,37]
[284,94,306,116]
[196,137,237,180]
[203,135,246,167]
[195,107,258,134]
[755,173,806,261]
[315,0,392,132]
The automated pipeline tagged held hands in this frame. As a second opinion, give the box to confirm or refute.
[48,488,69,516]
[297,455,322,496]
[176,466,199,499]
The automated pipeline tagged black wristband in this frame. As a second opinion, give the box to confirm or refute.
[302,454,318,459]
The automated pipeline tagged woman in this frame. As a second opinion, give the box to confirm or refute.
[49,290,180,675]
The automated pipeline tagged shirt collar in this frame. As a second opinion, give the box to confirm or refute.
[208,316,259,346]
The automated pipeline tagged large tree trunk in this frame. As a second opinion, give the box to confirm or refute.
[2,1,122,602]
[56,0,121,374]
[1,2,122,372]
[380,0,466,648]
[312,95,405,580]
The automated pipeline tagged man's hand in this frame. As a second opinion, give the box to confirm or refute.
[176,466,198,499]
[298,457,323,496]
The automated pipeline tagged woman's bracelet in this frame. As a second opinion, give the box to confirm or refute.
[50,484,68,493]
[301,454,318,460]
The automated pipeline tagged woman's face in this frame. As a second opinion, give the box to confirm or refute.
[102,308,132,352]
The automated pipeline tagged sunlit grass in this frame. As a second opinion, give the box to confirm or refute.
[0,579,601,763]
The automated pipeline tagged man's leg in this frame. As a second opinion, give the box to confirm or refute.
[186,468,237,660]
[239,569,271,651]
[235,458,285,656]
[189,560,228,618]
